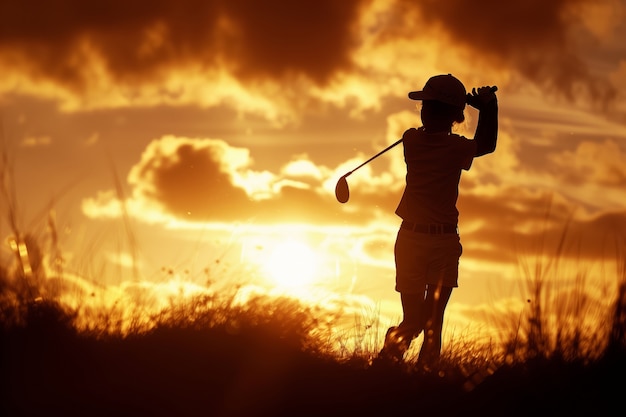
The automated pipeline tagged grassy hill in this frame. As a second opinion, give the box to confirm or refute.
[2,284,624,417]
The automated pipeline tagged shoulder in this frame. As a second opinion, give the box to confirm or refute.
[449,133,470,141]
[402,127,422,140]
[449,133,477,159]
[450,133,475,146]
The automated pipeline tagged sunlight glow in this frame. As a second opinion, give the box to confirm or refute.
[263,239,318,289]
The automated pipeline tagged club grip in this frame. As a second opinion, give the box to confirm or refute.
[475,86,498,93]
[466,86,498,105]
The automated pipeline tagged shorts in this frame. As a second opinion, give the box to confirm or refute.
[394,227,462,293]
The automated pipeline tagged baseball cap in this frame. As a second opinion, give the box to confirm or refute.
[408,74,467,108]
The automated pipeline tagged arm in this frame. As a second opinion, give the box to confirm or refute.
[468,87,498,157]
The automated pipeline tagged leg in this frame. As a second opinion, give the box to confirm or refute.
[398,291,426,338]
[378,289,426,362]
[417,284,453,367]
[380,228,430,363]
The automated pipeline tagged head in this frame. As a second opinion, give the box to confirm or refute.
[408,74,466,131]
[420,100,465,131]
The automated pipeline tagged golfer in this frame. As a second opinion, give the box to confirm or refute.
[378,74,498,367]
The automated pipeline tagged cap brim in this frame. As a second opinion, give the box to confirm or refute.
[408,91,430,101]
[408,90,466,107]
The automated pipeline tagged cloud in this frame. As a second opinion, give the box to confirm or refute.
[83,135,345,224]
[216,1,364,83]
[394,0,621,102]
[457,187,626,264]
[0,1,352,84]
[281,158,324,181]
[2,0,623,116]
[0,0,368,115]
[127,136,252,220]
[549,139,626,186]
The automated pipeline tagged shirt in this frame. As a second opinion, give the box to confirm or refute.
[395,127,476,225]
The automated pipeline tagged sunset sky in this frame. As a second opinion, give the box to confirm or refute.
[1,0,626,339]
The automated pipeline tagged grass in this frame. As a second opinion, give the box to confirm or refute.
[1,250,625,417]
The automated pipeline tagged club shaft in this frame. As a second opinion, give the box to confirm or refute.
[345,137,403,177]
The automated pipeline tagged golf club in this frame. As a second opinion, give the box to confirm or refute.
[335,86,498,203]
[335,138,403,203]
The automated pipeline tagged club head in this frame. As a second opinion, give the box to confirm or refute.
[335,176,349,203]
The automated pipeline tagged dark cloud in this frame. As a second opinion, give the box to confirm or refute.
[1,0,620,106]
[130,140,252,220]
[0,0,368,92]
[396,0,618,102]
[219,1,364,83]
[458,188,626,264]
[127,136,343,223]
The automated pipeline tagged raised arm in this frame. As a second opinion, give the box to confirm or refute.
[467,86,498,157]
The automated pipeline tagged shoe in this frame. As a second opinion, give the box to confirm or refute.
[377,326,412,363]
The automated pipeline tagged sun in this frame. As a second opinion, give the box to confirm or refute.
[263,239,318,288]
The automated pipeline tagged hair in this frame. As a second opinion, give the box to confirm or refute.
[420,100,465,131]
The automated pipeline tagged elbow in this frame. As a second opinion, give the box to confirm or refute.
[474,122,498,156]
[475,138,497,156]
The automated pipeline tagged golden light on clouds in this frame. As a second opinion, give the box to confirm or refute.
[2,0,621,117]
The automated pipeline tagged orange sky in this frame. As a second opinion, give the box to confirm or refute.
[1,0,626,339]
